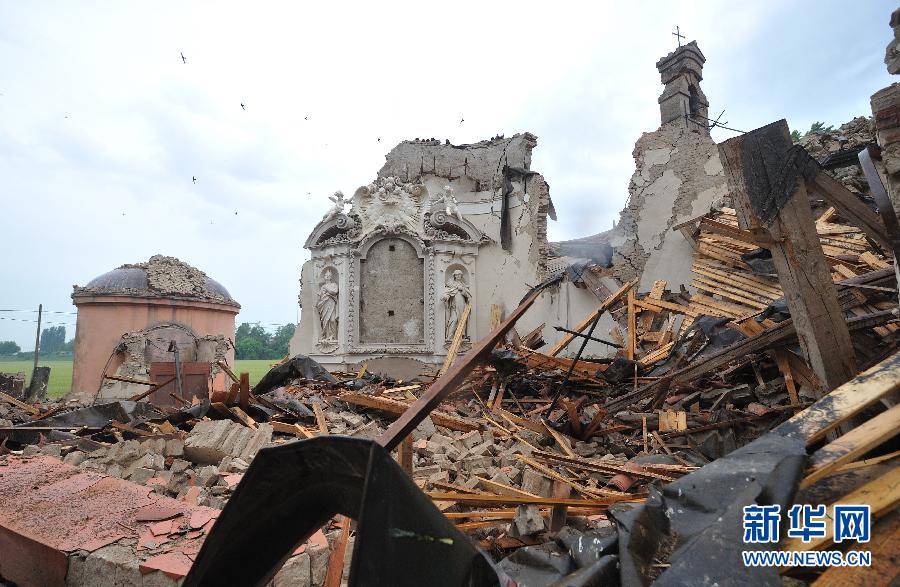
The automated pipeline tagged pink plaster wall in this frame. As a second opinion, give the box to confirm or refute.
[71,295,238,396]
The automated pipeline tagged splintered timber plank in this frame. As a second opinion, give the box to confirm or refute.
[490,304,503,330]
[638,342,675,366]
[0,391,39,415]
[475,476,541,498]
[812,513,900,586]
[690,277,772,308]
[775,350,900,445]
[547,277,638,357]
[860,251,890,270]
[324,516,351,587]
[426,492,633,507]
[697,244,744,266]
[639,280,667,331]
[816,206,837,224]
[692,261,784,296]
[632,297,699,317]
[270,421,315,438]
[313,402,329,434]
[342,392,478,433]
[627,289,637,360]
[532,449,678,483]
[809,170,893,252]
[440,303,472,375]
[690,293,754,317]
[773,350,800,408]
[699,217,754,241]
[230,406,258,430]
[800,402,900,488]
[780,467,900,553]
[516,349,604,383]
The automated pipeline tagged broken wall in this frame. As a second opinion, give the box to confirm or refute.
[610,122,726,291]
[290,134,608,366]
[97,323,232,400]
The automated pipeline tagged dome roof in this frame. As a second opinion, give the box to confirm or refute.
[73,255,239,307]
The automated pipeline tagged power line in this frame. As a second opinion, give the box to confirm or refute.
[0,309,77,315]
[687,112,746,134]
[0,316,75,326]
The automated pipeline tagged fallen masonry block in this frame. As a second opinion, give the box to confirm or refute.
[509,504,546,537]
[183,419,272,465]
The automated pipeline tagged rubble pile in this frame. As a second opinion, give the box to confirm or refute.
[797,117,877,197]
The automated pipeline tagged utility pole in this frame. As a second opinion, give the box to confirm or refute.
[32,303,42,374]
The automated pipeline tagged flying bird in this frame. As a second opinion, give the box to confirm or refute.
[181,52,187,64]
[192,176,197,184]
[459,117,464,125]
[304,115,309,121]
[240,103,246,110]
[377,137,382,142]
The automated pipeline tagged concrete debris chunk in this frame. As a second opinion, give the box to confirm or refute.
[510,505,546,537]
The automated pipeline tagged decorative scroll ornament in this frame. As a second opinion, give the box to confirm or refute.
[353,176,427,237]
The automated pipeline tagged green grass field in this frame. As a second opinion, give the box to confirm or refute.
[0,360,74,399]
[0,358,278,399]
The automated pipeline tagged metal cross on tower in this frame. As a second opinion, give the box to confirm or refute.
[673,26,685,48]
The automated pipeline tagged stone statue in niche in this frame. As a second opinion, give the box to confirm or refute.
[322,191,347,222]
[316,269,339,342]
[443,269,471,340]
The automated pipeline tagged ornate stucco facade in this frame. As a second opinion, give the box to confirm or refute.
[289,134,612,369]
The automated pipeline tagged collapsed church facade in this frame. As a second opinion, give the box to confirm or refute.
[289,134,610,368]
[291,41,727,369]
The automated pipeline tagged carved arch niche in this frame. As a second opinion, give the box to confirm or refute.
[358,236,426,347]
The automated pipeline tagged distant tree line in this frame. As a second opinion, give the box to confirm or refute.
[235,323,296,360]
[2,322,296,361]
[0,325,75,358]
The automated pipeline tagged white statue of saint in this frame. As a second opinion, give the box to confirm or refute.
[316,270,339,342]
[443,269,471,340]
[322,191,347,222]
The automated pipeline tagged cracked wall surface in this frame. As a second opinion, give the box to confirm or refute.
[609,121,726,290]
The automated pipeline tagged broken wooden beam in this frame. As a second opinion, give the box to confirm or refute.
[0,391,39,415]
[800,402,900,488]
[718,120,857,394]
[377,285,545,451]
[547,278,638,357]
[426,492,636,508]
[341,392,478,433]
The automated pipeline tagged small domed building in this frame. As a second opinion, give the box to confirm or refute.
[71,255,240,402]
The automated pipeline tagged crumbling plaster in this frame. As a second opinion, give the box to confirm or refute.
[610,122,726,290]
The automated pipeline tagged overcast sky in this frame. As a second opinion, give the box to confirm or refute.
[0,1,896,348]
